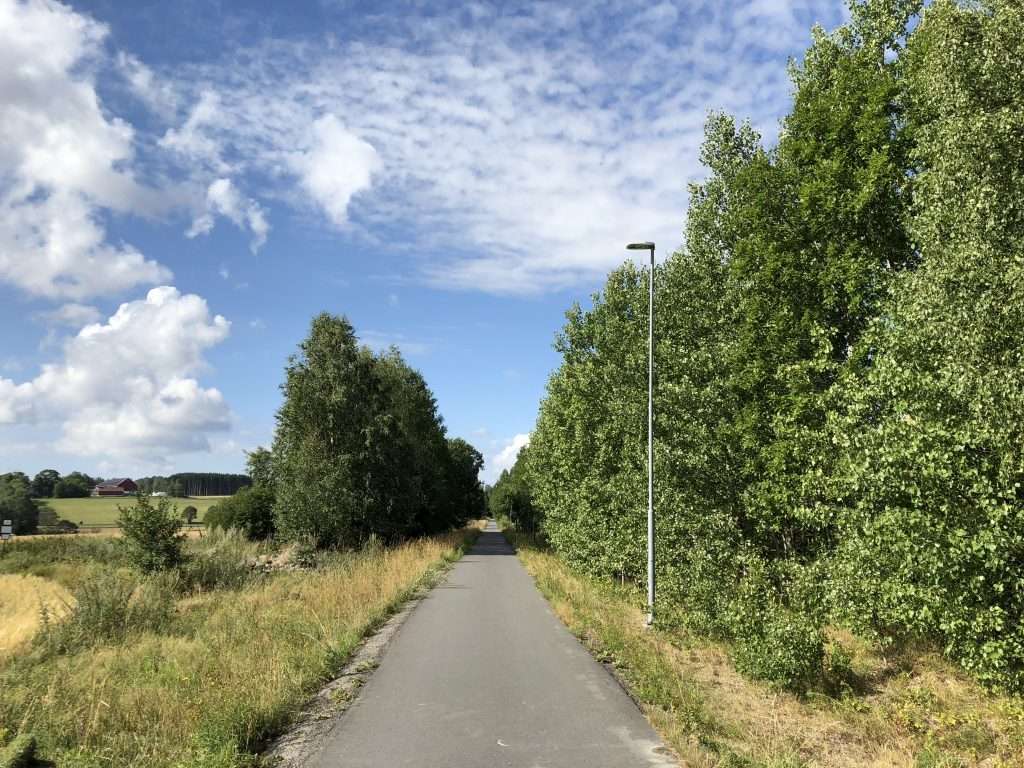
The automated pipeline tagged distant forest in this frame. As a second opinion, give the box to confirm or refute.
[136,473,251,497]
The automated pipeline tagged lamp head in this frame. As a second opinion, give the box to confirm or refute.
[626,242,655,251]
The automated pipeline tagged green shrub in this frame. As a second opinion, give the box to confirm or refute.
[118,494,184,573]
[181,529,257,592]
[0,537,126,580]
[36,569,175,654]
[733,608,825,692]
[0,733,36,768]
[0,474,38,535]
[204,486,275,541]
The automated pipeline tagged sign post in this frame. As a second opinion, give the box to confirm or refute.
[1,519,12,542]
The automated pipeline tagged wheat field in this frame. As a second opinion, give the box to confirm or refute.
[0,574,73,656]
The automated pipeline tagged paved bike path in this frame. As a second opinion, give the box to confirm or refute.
[307,521,675,767]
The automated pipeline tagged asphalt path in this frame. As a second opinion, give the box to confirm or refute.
[307,521,676,767]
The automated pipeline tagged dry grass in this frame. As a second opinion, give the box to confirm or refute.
[513,538,1024,768]
[0,575,73,658]
[0,528,477,767]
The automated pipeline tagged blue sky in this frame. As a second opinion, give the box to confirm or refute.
[0,0,848,482]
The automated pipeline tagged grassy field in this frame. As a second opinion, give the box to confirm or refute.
[0,526,480,767]
[510,532,1024,768]
[0,575,72,658]
[39,496,225,527]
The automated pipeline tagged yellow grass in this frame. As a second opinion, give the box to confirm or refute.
[514,539,1024,768]
[0,528,478,767]
[0,575,73,657]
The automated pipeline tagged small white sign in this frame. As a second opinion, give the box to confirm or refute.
[0,519,11,540]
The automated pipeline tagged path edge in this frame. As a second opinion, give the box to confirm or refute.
[263,531,479,767]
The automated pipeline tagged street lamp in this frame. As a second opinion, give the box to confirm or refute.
[627,241,655,626]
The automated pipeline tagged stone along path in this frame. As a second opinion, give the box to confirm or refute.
[307,521,676,767]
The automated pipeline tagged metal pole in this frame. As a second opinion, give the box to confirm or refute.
[646,244,655,626]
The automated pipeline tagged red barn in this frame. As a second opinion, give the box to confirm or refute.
[91,478,138,497]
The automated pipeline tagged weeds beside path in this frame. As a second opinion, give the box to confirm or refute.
[510,533,1024,768]
[0,526,480,768]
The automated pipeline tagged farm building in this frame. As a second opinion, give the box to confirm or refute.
[91,478,138,497]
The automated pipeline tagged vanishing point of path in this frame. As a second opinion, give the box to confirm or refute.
[308,521,677,767]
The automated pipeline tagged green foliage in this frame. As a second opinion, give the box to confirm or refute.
[245,446,274,488]
[0,536,125,583]
[136,473,251,497]
[445,438,487,526]
[36,569,176,654]
[273,313,484,547]
[0,473,38,535]
[30,469,60,499]
[180,530,258,592]
[488,445,538,532]
[528,0,1024,693]
[118,494,185,573]
[204,486,275,541]
[822,0,1024,692]
[53,474,91,498]
[0,733,36,768]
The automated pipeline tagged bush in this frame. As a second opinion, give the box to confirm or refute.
[0,536,124,577]
[0,733,36,768]
[732,608,825,692]
[0,474,38,535]
[181,529,257,592]
[53,477,90,498]
[118,494,185,573]
[36,569,176,654]
[204,486,275,541]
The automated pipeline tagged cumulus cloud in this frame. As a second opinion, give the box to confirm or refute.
[187,178,270,251]
[0,0,172,299]
[0,287,232,460]
[486,433,531,483]
[290,115,380,228]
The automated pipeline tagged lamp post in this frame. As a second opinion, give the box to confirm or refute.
[627,240,655,626]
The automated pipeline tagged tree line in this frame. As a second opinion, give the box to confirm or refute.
[515,0,1024,693]
[136,474,252,497]
[206,313,486,546]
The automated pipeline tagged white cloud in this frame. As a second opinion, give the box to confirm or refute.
[290,115,379,228]
[161,0,844,294]
[36,303,102,328]
[359,330,430,357]
[159,90,229,171]
[187,178,269,251]
[0,0,848,301]
[116,51,178,115]
[485,433,531,483]
[0,286,231,460]
[0,0,172,299]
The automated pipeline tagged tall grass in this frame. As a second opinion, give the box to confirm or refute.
[0,575,72,658]
[0,528,476,767]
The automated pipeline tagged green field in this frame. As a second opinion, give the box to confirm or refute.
[38,496,225,527]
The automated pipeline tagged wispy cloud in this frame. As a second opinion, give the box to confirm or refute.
[155,0,846,294]
[0,0,846,301]
[358,330,432,357]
